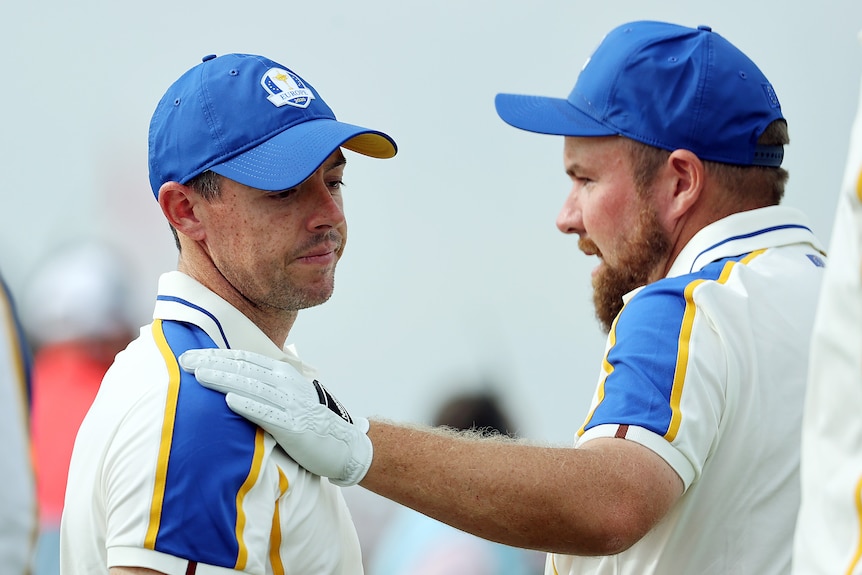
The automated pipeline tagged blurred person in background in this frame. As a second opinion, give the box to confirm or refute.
[369,389,544,575]
[21,241,137,575]
[0,268,38,573]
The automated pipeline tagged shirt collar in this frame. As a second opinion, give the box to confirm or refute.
[152,271,318,379]
[666,205,825,278]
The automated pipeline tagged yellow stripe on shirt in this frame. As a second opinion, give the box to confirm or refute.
[664,278,704,441]
[145,319,182,549]
[269,467,290,575]
[578,251,768,441]
[577,316,620,437]
[234,427,266,570]
[665,250,765,441]
[845,475,862,575]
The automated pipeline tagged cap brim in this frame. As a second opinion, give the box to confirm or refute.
[209,118,397,191]
[494,93,617,137]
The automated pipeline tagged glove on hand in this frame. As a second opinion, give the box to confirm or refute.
[179,348,372,487]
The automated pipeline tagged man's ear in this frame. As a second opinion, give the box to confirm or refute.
[665,149,705,219]
[158,182,206,241]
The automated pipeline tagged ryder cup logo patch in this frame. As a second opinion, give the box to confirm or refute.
[261,67,315,108]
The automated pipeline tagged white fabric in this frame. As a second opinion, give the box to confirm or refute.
[792,36,862,575]
[60,271,363,575]
[549,206,825,574]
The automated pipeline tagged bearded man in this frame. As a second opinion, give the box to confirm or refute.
[182,21,826,575]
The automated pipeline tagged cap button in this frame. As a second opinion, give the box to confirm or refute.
[202,54,217,62]
[697,25,712,32]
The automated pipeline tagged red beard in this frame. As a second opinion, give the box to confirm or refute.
[581,203,671,333]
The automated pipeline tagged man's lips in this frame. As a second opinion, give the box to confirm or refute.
[577,237,603,276]
[578,237,602,258]
[299,252,334,264]
[297,243,339,264]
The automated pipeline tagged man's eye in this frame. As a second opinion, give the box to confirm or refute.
[328,179,345,191]
[271,188,297,200]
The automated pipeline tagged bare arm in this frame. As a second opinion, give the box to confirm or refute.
[180,349,684,555]
[361,420,683,556]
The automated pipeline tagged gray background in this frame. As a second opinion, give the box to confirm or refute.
[2,0,859,443]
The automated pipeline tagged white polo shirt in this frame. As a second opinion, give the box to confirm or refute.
[61,271,363,575]
[548,206,825,575]
[792,69,862,574]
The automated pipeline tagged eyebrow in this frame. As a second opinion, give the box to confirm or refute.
[323,154,348,172]
[565,162,585,177]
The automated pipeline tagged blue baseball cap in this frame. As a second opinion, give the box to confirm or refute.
[148,53,397,198]
[495,21,785,167]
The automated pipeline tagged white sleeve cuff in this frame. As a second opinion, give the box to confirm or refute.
[577,423,696,489]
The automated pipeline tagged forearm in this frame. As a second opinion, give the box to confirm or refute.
[361,420,675,555]
[181,349,681,555]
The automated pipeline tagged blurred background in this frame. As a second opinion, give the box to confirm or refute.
[2,0,859,445]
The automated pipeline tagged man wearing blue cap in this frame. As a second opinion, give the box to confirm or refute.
[60,54,396,574]
[181,22,826,574]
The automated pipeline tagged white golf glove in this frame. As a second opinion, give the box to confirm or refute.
[179,348,372,487]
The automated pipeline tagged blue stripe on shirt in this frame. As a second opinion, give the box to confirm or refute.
[582,256,742,436]
[153,320,260,568]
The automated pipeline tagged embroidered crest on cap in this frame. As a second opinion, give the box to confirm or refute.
[261,67,316,109]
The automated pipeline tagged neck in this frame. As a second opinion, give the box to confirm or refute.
[177,255,297,349]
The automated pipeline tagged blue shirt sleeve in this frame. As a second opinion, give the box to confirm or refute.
[583,275,697,437]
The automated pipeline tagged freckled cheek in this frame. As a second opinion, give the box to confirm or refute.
[228,222,277,259]
[209,207,253,246]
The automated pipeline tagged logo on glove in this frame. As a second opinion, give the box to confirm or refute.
[312,380,354,424]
